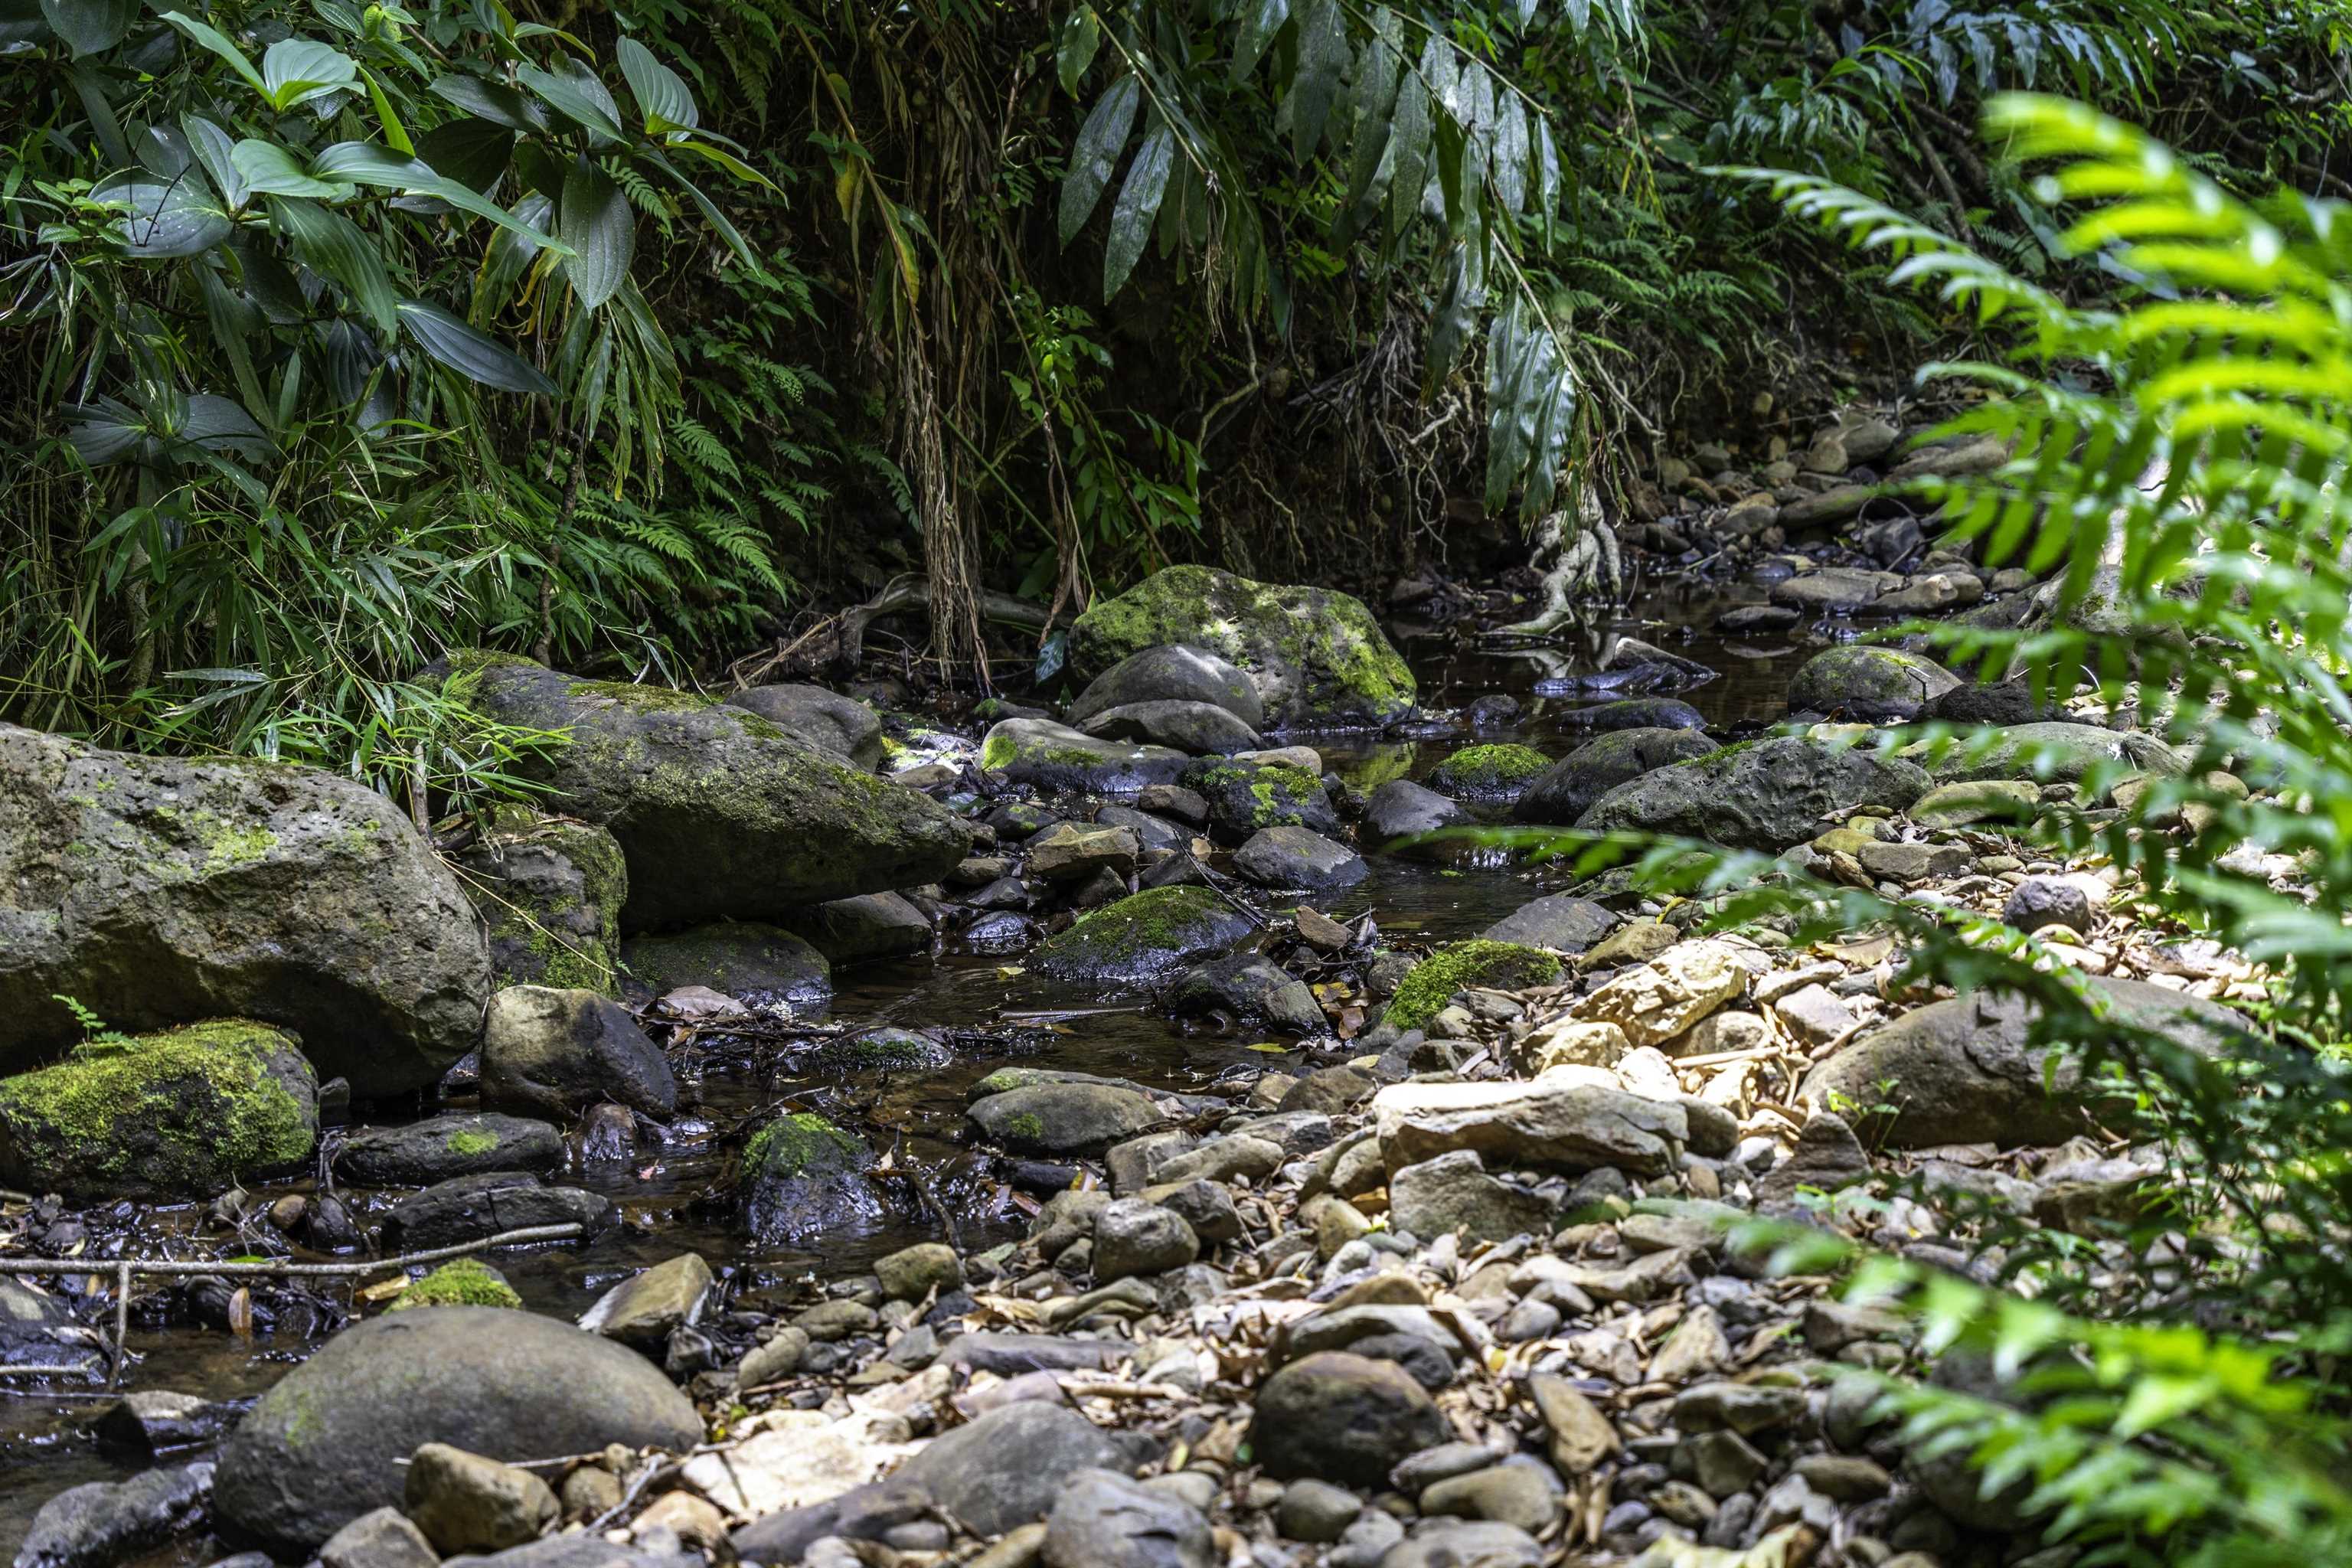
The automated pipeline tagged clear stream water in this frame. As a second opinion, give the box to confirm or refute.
[0,575,1817,1543]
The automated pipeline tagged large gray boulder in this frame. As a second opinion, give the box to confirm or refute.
[1067,645,1267,730]
[1576,737,1929,851]
[453,813,627,995]
[1511,728,1717,826]
[442,655,970,931]
[1898,720,2184,786]
[979,717,1191,795]
[720,684,882,770]
[1069,566,1415,729]
[0,724,488,1095]
[1787,645,1960,721]
[480,986,678,1120]
[1802,979,2252,1148]
[214,1308,701,1554]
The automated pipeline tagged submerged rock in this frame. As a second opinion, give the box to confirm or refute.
[1511,727,1717,827]
[0,1020,315,1200]
[441,654,970,930]
[383,1171,613,1248]
[1361,780,1473,848]
[1787,645,1960,721]
[1560,697,1708,733]
[743,1112,884,1246]
[214,1308,701,1553]
[1577,737,1929,851]
[480,985,677,1120]
[1067,645,1267,731]
[0,724,488,1096]
[1169,954,1325,1034]
[720,683,882,770]
[455,812,628,995]
[1069,566,1415,729]
[980,717,1191,795]
[1031,887,1255,985]
[619,922,831,1009]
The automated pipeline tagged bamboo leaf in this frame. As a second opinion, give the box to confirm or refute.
[395,299,555,396]
[560,158,634,309]
[1230,0,1289,83]
[1289,0,1348,162]
[1059,74,1141,246]
[1057,7,1100,97]
[1104,122,1174,299]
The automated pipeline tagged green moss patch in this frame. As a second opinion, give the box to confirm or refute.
[1032,885,1253,985]
[746,1112,870,1181]
[1429,743,1552,801]
[387,1258,521,1312]
[1384,941,1566,1032]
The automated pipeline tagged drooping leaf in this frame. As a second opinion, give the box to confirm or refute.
[158,11,266,96]
[1289,0,1348,162]
[518,59,625,144]
[1104,122,1175,300]
[416,117,516,194]
[1388,67,1430,240]
[38,0,136,57]
[273,195,398,333]
[230,139,354,199]
[181,115,246,207]
[312,142,569,252]
[1337,17,1403,245]
[430,74,549,134]
[395,299,556,396]
[1057,7,1100,97]
[616,35,697,133]
[1059,74,1141,246]
[642,149,758,270]
[1423,238,1484,397]
[93,171,234,258]
[259,38,358,110]
[1230,0,1288,83]
[1491,91,1529,214]
[560,159,634,309]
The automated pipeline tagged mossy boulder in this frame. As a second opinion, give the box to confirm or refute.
[816,1027,952,1073]
[1787,645,1960,721]
[0,724,488,1095]
[1078,700,1264,756]
[386,1259,521,1314]
[1426,743,1552,805]
[1069,565,1415,730]
[1031,887,1256,986]
[1896,721,2185,786]
[965,1082,1166,1156]
[720,683,883,770]
[1182,758,1341,844]
[620,921,831,1009]
[440,654,971,932]
[214,1307,702,1553]
[1512,728,1718,826]
[332,1111,565,1186]
[0,1019,316,1200]
[1384,942,1565,1032]
[979,717,1190,795]
[1066,645,1266,730]
[742,1112,885,1246]
[454,812,627,995]
[1576,737,1930,851]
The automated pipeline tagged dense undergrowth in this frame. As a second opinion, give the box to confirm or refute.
[5,0,2349,769]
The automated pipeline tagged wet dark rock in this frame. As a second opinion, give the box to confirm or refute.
[480,986,677,1120]
[92,1391,235,1457]
[982,717,1191,795]
[743,1112,883,1246]
[1067,645,1268,731]
[1511,728,1718,827]
[1579,736,1929,851]
[1250,1351,1452,1485]
[334,1112,564,1186]
[1043,1468,1215,1568]
[895,1400,1152,1537]
[619,922,831,1009]
[0,724,487,1095]
[214,1308,701,1554]
[962,911,1038,952]
[381,1171,613,1249]
[776,891,932,962]
[1426,743,1552,805]
[1232,825,1367,893]
[1360,781,1472,847]
[721,683,882,769]
[1717,604,1798,634]
[2002,876,2093,937]
[1136,784,1210,826]
[17,1462,212,1568]
[1479,894,1618,953]
[1560,697,1708,733]
[818,1026,952,1074]
[1096,805,1190,854]
[1182,759,1342,844]
[1031,887,1254,986]
[1168,953,1324,1034]
[443,653,971,931]
[1081,700,1263,756]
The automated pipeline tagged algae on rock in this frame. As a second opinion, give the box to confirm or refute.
[1385,942,1566,1032]
[455,811,627,995]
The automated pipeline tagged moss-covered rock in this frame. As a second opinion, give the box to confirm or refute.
[1031,887,1256,985]
[1511,728,1719,827]
[1426,743,1552,805]
[742,1112,885,1246]
[1182,758,1341,844]
[455,812,626,995]
[1068,566,1415,729]
[620,922,831,1009]
[720,684,883,770]
[1787,645,1960,721]
[1384,942,1565,1032]
[439,654,971,932]
[0,1019,317,1200]
[1896,721,2184,786]
[1066,645,1266,730]
[978,717,1190,795]
[817,1027,952,1073]
[0,724,488,1095]
[1576,737,1930,851]
[386,1259,521,1313]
